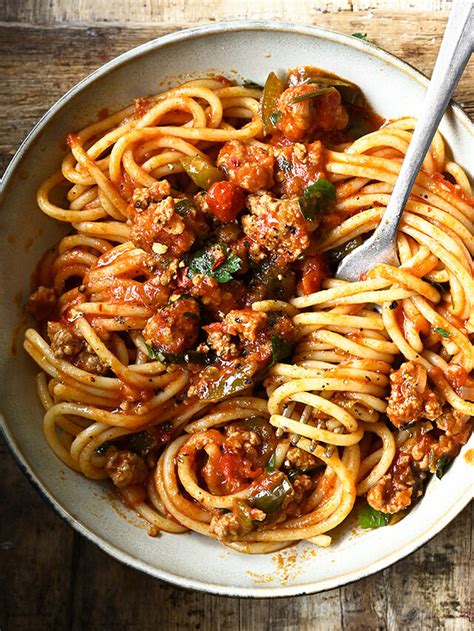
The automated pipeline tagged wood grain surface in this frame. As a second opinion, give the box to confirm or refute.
[1,1,472,630]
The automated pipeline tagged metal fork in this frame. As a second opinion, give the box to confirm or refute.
[336,0,474,282]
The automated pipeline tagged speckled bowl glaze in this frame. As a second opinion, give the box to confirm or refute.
[1,21,473,597]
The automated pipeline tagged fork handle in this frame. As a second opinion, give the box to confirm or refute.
[375,0,473,243]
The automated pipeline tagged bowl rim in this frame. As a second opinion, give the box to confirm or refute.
[1,19,473,598]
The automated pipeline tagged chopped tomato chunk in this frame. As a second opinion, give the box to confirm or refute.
[206,181,246,222]
[297,253,330,295]
[219,452,261,485]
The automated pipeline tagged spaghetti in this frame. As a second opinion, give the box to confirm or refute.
[24,67,473,553]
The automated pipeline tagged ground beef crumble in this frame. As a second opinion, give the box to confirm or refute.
[276,83,348,142]
[284,446,319,470]
[202,329,239,360]
[242,193,313,263]
[224,426,262,460]
[131,180,171,210]
[367,451,416,514]
[203,309,268,359]
[47,321,109,375]
[130,196,195,258]
[217,140,275,193]
[218,309,268,341]
[368,408,471,514]
[209,502,266,542]
[274,141,327,197]
[105,449,147,488]
[47,321,82,358]
[386,361,443,427]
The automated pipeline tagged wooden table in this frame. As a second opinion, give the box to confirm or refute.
[1,1,472,629]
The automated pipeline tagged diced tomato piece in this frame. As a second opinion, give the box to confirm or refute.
[206,181,246,222]
[298,253,329,295]
[218,452,261,488]
[219,453,241,482]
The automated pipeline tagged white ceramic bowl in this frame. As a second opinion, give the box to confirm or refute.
[1,21,473,597]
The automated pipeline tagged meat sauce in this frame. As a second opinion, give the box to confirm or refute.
[28,68,471,533]
[26,69,382,509]
[31,67,383,405]
[368,361,472,514]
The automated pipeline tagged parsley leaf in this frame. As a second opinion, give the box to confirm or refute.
[435,455,451,479]
[188,244,242,283]
[271,335,293,365]
[145,344,209,365]
[298,178,336,221]
[213,253,241,282]
[432,327,451,338]
[358,504,390,529]
[352,32,367,40]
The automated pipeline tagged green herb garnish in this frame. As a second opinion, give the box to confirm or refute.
[306,75,365,107]
[358,504,390,529]
[145,345,208,365]
[298,178,337,221]
[188,244,242,283]
[352,33,367,40]
[432,327,451,338]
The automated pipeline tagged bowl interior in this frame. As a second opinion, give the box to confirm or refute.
[1,23,472,597]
